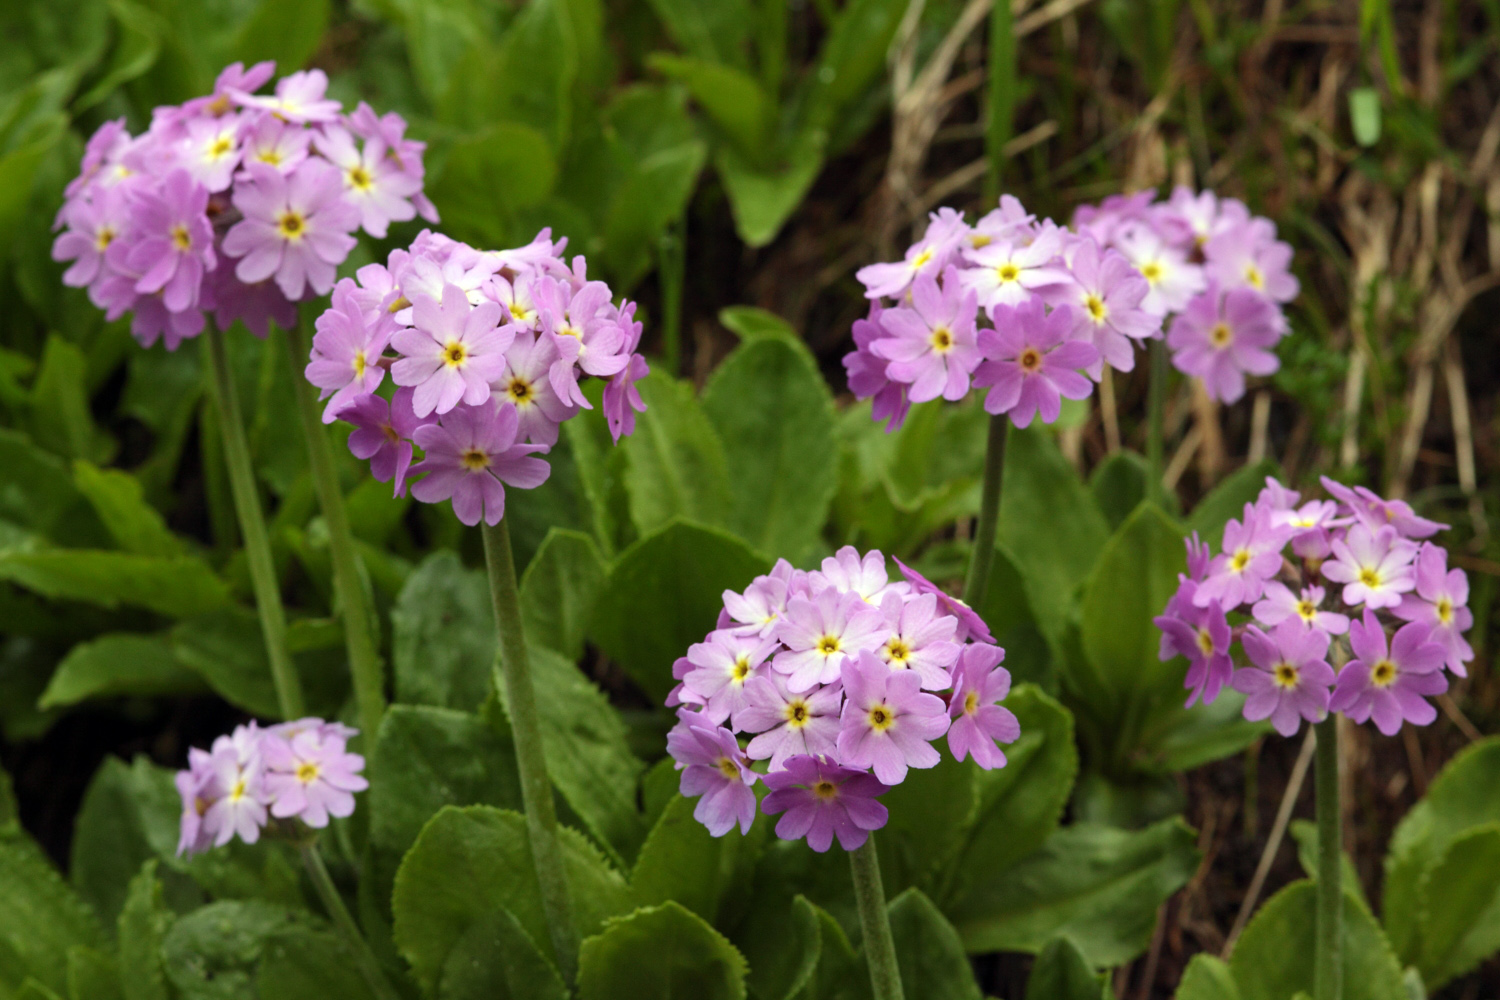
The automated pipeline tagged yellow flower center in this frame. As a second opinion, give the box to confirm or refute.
[1245,265,1264,289]
[509,301,531,321]
[963,690,980,715]
[1084,293,1107,322]
[277,211,306,239]
[388,295,410,314]
[208,135,233,160]
[929,326,954,352]
[1436,598,1453,624]
[885,638,911,663]
[443,341,467,367]
[1359,568,1381,588]
[1140,262,1162,283]
[229,778,247,800]
[816,635,841,656]
[1296,600,1317,622]
[348,165,373,190]
[867,705,895,731]
[461,448,490,471]
[1196,628,1215,655]
[1210,323,1233,347]
[731,656,752,682]
[95,226,115,251]
[911,247,935,270]
[257,148,282,165]
[295,762,319,784]
[1230,549,1251,573]
[969,233,992,249]
[785,700,809,727]
[352,351,367,380]
[717,756,739,780]
[996,263,1020,283]
[1370,659,1397,688]
[1018,347,1042,372]
[171,224,192,251]
[812,779,839,800]
[1273,662,1300,689]
[505,376,533,404]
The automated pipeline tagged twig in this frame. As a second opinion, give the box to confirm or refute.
[1163,424,1203,491]
[1134,901,1169,1000]
[1443,341,1488,544]
[1248,390,1271,465]
[1014,0,1096,37]
[1099,369,1121,454]
[914,122,1058,215]
[1438,694,1484,743]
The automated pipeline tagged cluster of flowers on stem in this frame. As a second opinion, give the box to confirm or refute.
[666,548,1018,852]
[1154,477,1472,737]
[845,187,1296,431]
[175,718,367,855]
[53,62,435,349]
[305,230,648,525]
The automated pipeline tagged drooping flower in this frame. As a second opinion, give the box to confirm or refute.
[892,556,993,644]
[340,387,431,496]
[875,592,960,690]
[739,673,843,770]
[843,301,911,431]
[408,401,551,526]
[945,643,1019,768]
[1155,590,1233,707]
[1393,543,1474,675]
[667,719,759,837]
[391,283,512,418]
[1166,285,1283,404]
[222,160,360,300]
[1234,621,1335,737]
[114,170,216,312]
[772,586,888,692]
[1330,612,1447,736]
[973,300,1098,428]
[1251,582,1350,635]
[490,331,574,446]
[1321,524,1418,610]
[835,651,949,785]
[201,742,268,847]
[869,267,981,402]
[305,279,395,421]
[760,755,890,853]
[263,726,369,828]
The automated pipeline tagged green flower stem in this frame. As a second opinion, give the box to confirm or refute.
[203,323,305,720]
[1314,714,1343,1000]
[481,518,579,983]
[1147,337,1168,505]
[284,318,386,744]
[300,844,403,1000]
[962,415,1009,612]
[849,834,905,1000]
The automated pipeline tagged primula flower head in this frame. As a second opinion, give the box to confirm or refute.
[391,282,512,418]
[972,299,1098,427]
[1234,621,1335,737]
[760,755,891,853]
[1331,612,1447,736]
[667,719,758,837]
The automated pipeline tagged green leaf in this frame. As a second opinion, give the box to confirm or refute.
[0,836,104,997]
[73,0,163,113]
[949,818,1198,967]
[1173,953,1239,1000]
[631,794,761,924]
[1186,459,1279,544]
[1350,87,1382,147]
[590,521,769,702]
[717,307,800,346]
[732,893,820,1000]
[648,55,771,156]
[255,930,374,1000]
[795,901,866,1000]
[70,757,188,927]
[509,647,648,865]
[1412,824,1500,989]
[1089,452,1148,530]
[71,462,182,558]
[715,129,826,248]
[1026,935,1110,1000]
[29,335,105,463]
[227,0,329,71]
[40,633,205,710]
[0,429,109,546]
[878,754,977,895]
[1229,881,1405,1000]
[428,123,558,249]
[564,406,632,557]
[701,337,837,561]
[1288,819,1368,908]
[885,889,981,1000]
[390,551,494,712]
[116,863,172,1000]
[160,901,321,1000]
[67,946,120,1000]
[799,0,906,133]
[437,909,568,1000]
[577,901,748,1000]
[0,549,228,619]
[441,0,577,146]
[643,0,751,66]
[520,529,605,661]
[622,374,733,536]
[391,806,630,992]
[169,610,283,719]
[0,764,14,832]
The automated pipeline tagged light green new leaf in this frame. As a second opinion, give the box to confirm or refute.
[40,633,205,710]
[520,528,605,661]
[437,909,567,1000]
[160,901,322,1000]
[1412,824,1500,989]
[622,374,734,537]
[643,0,752,67]
[390,551,494,712]
[648,54,771,157]
[0,836,104,997]
[950,818,1198,967]
[427,123,558,249]
[886,889,982,1000]
[0,549,228,619]
[577,901,748,1000]
[72,462,182,558]
[1026,935,1110,1000]
[1173,953,1239,1000]
[716,130,826,248]
[702,337,837,561]
[117,863,172,1000]
[442,0,577,145]
[632,794,762,925]
[590,520,769,702]
[30,335,105,463]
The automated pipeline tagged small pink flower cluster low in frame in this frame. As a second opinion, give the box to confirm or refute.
[305,229,649,526]
[666,547,1018,852]
[844,188,1297,431]
[1154,477,1472,738]
[53,61,435,350]
[175,718,367,856]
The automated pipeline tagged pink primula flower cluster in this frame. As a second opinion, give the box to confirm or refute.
[175,718,367,855]
[666,548,1019,852]
[306,230,649,526]
[53,62,436,350]
[1154,477,1470,738]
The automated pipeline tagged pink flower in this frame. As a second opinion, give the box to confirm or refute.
[739,672,843,770]
[306,278,395,421]
[1251,582,1349,635]
[201,743,268,847]
[408,401,550,526]
[772,586,889,692]
[233,68,342,124]
[875,592,960,690]
[601,300,648,442]
[1205,217,1299,304]
[961,225,1071,313]
[843,301,910,431]
[760,755,890,853]
[263,727,368,828]
[835,651,949,785]
[179,116,242,192]
[210,268,296,339]
[1115,222,1206,315]
[869,267,981,402]
[972,299,1098,427]
[1393,543,1474,675]
[1166,285,1282,404]
[892,556,993,643]
[1153,187,1248,250]
[1322,524,1418,610]
[536,278,628,407]
[1319,477,1448,540]
[1234,621,1335,737]
[391,283,513,418]
[723,561,795,638]
[114,169,215,312]
[490,332,575,446]
[667,719,758,837]
[223,160,359,300]
[815,546,900,605]
[341,387,431,497]
[1073,191,1158,248]
[1268,499,1346,560]
[856,207,968,300]
[1330,613,1447,736]
[175,748,217,856]
[236,112,311,176]
[970,194,1036,248]
[1155,589,1233,707]
[1194,503,1290,610]
[1052,238,1159,377]
[946,644,1019,768]
[314,124,421,238]
[52,184,131,289]
[682,629,779,726]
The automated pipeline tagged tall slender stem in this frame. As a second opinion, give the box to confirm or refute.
[1314,715,1343,1000]
[849,835,905,1000]
[300,844,402,1000]
[202,324,304,719]
[963,416,1009,612]
[1147,338,1168,506]
[481,519,578,982]
[284,319,387,744]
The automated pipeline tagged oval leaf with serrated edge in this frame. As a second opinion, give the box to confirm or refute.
[621,374,733,537]
[40,633,205,710]
[390,551,494,712]
[886,889,982,1000]
[0,837,103,996]
[1026,935,1110,1000]
[160,901,321,1000]
[1413,824,1500,989]
[520,528,605,661]
[577,901,747,1000]
[631,794,762,924]
[438,909,567,1000]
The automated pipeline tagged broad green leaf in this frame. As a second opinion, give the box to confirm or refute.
[643,0,752,66]
[117,863,172,1000]
[796,901,866,1000]
[631,794,761,924]
[799,0,906,133]
[589,520,769,701]
[1145,691,1269,773]
[40,633,205,710]
[1026,934,1109,1000]
[949,818,1198,967]
[30,335,106,462]
[67,945,120,1000]
[227,0,329,71]
[0,836,104,996]
[1174,953,1239,1000]
[621,374,733,536]
[1186,459,1279,544]
[576,901,748,1000]
[169,610,283,719]
[1412,824,1500,988]
[255,930,374,1000]
[648,55,771,156]
[73,0,163,112]
[885,889,981,1000]
[878,754,977,895]
[701,338,837,561]
[390,551,494,712]
[1229,881,1405,1000]
[70,757,189,927]
[1384,738,1500,959]
[427,123,557,250]
[0,429,109,546]
[160,901,320,1000]
[718,307,799,346]
[0,117,67,254]
[441,0,577,146]
[564,404,632,557]
[391,806,630,992]
[72,462,182,558]
[1089,452,1148,530]
[1288,819,1368,908]
[603,141,706,289]
[520,529,605,661]
[732,893,820,1000]
[716,130,825,248]
[0,0,108,89]
[940,685,1077,911]
[506,647,647,864]
[437,909,567,1000]
[0,549,228,619]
